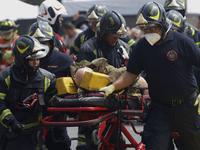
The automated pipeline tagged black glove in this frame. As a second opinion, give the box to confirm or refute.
[10,119,24,134]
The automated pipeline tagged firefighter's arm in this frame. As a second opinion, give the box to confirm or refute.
[45,76,57,106]
[0,78,14,127]
[0,80,23,134]
[99,71,137,98]
[70,34,83,55]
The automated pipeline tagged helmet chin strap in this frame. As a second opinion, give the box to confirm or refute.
[51,17,61,34]
[156,21,172,44]
[22,59,38,74]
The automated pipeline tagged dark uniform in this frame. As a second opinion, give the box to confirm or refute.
[127,30,200,149]
[0,35,57,150]
[27,20,73,150]
[120,36,136,52]
[70,27,95,55]
[70,27,136,57]
[40,49,73,150]
[166,9,200,107]
[78,37,131,68]
[71,4,109,149]
[40,49,73,78]
[77,10,131,150]
[164,0,200,48]
[184,22,200,48]
[0,66,56,150]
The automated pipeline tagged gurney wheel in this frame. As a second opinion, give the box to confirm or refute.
[92,129,101,145]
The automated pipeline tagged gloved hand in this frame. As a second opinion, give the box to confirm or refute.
[99,85,115,98]
[194,94,200,114]
[10,119,24,134]
[2,50,12,64]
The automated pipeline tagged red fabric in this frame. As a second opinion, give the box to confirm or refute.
[0,35,20,71]
[54,32,68,54]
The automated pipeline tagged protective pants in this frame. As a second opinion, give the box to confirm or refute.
[142,97,200,150]
[45,127,71,150]
[5,134,37,150]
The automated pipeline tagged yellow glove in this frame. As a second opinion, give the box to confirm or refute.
[194,94,200,114]
[2,51,12,64]
[3,50,12,59]
[6,57,12,64]
[99,85,115,98]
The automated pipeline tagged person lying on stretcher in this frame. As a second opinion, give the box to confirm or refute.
[75,67,149,96]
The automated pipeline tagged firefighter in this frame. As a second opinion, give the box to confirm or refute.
[77,10,131,150]
[70,4,136,61]
[164,0,200,48]
[37,0,68,54]
[77,10,131,67]
[27,20,73,150]
[100,2,200,149]
[69,4,108,61]
[0,19,20,71]
[0,35,56,150]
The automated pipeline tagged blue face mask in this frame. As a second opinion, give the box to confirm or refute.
[80,24,88,31]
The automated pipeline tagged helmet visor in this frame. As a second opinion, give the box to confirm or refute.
[1,28,14,34]
[25,40,49,59]
[1,30,15,40]
[138,24,159,33]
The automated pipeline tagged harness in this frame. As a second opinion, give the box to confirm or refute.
[5,73,45,109]
[96,39,129,68]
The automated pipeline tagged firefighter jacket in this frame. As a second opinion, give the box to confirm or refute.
[184,22,200,48]
[77,37,131,68]
[120,36,136,52]
[0,35,20,71]
[0,66,56,136]
[70,27,95,55]
[70,27,136,57]
[40,49,73,78]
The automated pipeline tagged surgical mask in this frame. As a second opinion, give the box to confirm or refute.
[144,33,161,46]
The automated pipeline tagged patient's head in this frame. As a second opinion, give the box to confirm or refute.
[75,67,93,87]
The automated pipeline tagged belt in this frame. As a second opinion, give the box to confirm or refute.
[157,91,197,106]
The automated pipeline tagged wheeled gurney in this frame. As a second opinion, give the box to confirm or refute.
[41,87,150,150]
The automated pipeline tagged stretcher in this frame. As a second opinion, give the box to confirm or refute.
[41,87,150,150]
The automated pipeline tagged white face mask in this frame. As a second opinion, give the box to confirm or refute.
[144,33,161,46]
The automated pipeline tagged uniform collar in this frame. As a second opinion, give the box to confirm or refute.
[160,30,173,45]
[101,37,118,49]
[12,65,41,84]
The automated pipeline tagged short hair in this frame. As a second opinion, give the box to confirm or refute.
[131,27,143,35]
[63,21,75,30]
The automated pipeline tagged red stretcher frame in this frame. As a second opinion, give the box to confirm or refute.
[41,93,151,150]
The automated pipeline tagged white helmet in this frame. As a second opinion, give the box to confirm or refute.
[37,0,67,25]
